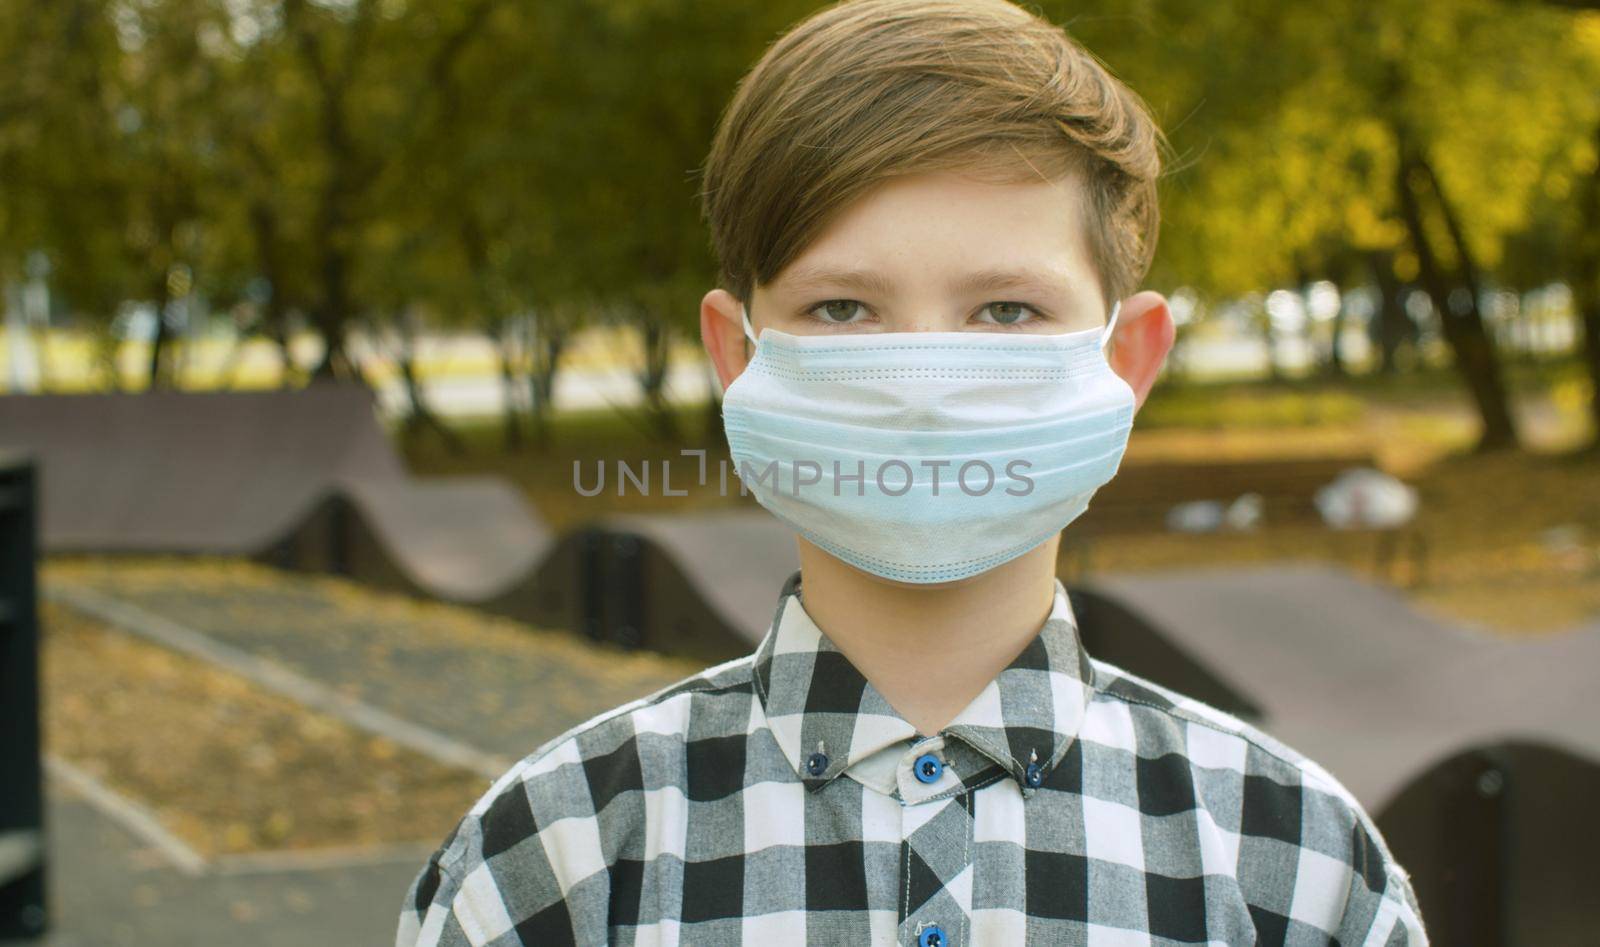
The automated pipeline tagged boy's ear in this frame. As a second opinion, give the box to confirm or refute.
[1106,290,1175,415]
[701,288,750,391]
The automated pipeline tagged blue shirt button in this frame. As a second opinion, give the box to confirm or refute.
[1024,762,1043,787]
[805,752,829,776]
[918,924,947,947]
[913,753,944,784]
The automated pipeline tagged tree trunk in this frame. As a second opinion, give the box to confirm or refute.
[523,312,566,449]
[1393,141,1519,451]
[1577,282,1600,453]
[394,313,464,455]
[1571,117,1600,453]
[490,317,524,452]
[247,201,298,388]
[636,315,679,441]
[1367,251,1410,376]
[272,324,296,388]
[146,279,171,390]
[1325,292,1348,379]
[535,325,565,447]
[309,249,353,380]
[1259,303,1281,382]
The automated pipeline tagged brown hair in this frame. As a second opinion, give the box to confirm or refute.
[698,0,1167,310]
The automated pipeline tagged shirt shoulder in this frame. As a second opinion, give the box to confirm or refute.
[1084,655,1430,945]
[396,653,758,947]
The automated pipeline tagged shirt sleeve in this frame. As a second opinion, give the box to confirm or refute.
[396,848,468,947]
[1349,865,1429,946]
[395,744,610,946]
[1331,808,1430,947]
[393,815,583,947]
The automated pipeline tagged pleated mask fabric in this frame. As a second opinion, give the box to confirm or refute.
[721,301,1134,583]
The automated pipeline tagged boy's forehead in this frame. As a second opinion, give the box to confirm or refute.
[770,169,1096,297]
[775,260,1080,301]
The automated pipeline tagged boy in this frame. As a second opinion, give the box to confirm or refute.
[397,0,1429,943]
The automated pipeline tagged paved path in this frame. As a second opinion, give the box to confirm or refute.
[46,560,700,763]
[7,777,422,947]
[29,558,703,946]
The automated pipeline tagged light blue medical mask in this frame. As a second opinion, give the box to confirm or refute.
[721,302,1134,584]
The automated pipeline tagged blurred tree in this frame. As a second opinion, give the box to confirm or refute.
[255,0,502,380]
[1540,3,1600,451]
[5,0,1597,449]
[536,0,803,441]
[1077,0,1597,451]
[1365,249,1425,375]
[381,0,577,450]
[1,0,213,390]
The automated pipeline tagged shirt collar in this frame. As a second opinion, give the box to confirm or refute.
[751,571,1094,796]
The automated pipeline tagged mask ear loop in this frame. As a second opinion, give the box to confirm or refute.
[740,302,760,348]
[1100,300,1122,353]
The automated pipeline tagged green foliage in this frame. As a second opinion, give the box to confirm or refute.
[1,0,1597,394]
[1127,0,1600,297]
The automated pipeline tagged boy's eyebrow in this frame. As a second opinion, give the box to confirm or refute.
[780,263,1072,298]
[779,264,897,296]
[949,266,1075,298]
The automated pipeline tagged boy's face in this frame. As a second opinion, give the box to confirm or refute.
[702,166,1174,413]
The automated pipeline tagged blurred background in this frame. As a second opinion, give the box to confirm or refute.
[1,0,1598,944]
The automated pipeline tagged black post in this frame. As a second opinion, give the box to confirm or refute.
[605,534,644,650]
[0,452,47,940]
[577,528,606,643]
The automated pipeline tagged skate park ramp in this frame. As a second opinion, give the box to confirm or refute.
[1074,564,1503,732]
[0,386,403,553]
[529,510,800,664]
[1073,563,1599,803]
[605,510,800,650]
[9,392,1597,937]
[1376,739,1600,946]
[0,387,554,608]
[0,387,796,650]
[1076,563,1600,941]
[1274,609,1600,811]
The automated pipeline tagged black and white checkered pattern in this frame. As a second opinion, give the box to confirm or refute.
[398,572,1427,945]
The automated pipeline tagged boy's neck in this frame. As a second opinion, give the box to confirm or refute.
[794,538,1062,737]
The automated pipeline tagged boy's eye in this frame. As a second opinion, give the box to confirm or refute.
[802,300,1044,327]
[976,302,1039,327]
[806,300,870,324]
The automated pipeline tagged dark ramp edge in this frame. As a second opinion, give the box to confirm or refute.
[1377,740,1600,946]
[559,510,800,664]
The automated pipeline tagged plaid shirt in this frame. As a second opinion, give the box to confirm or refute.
[397,572,1428,945]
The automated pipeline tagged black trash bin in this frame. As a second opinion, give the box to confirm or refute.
[0,452,46,941]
